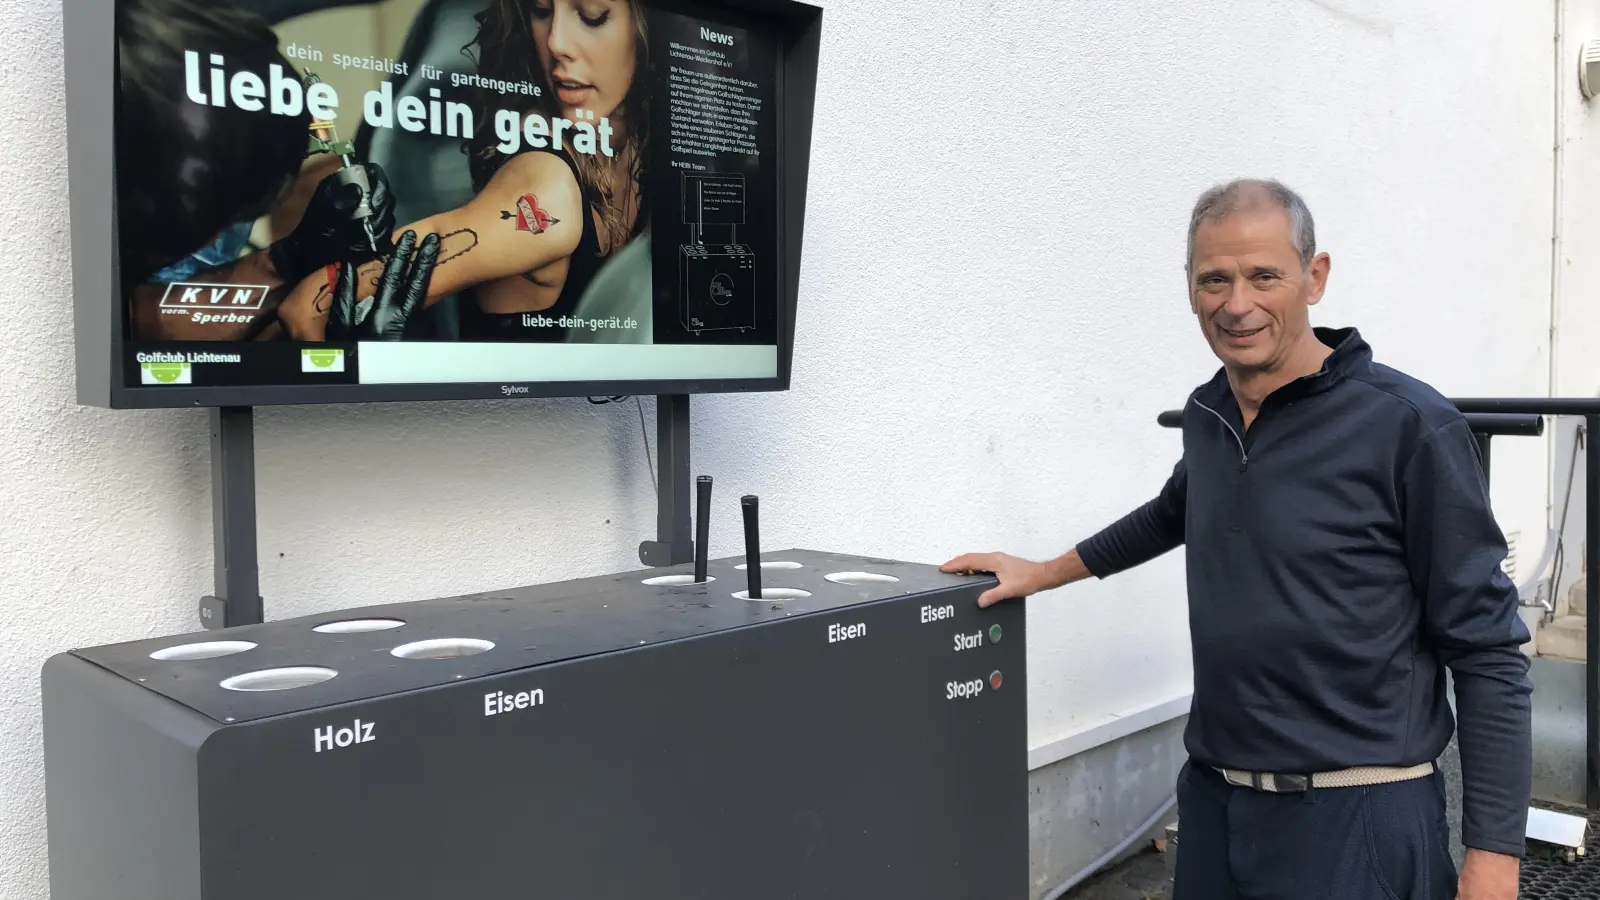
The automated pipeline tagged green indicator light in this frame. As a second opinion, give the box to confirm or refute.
[988,624,1003,643]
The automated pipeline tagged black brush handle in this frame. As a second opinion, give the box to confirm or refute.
[694,476,712,583]
[741,495,761,599]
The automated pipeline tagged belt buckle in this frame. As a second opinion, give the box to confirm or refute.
[1243,771,1308,792]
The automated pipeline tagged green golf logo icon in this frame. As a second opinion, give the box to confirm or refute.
[301,348,345,373]
[139,361,191,385]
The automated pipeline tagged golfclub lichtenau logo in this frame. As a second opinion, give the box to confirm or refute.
[301,348,345,373]
[139,358,191,385]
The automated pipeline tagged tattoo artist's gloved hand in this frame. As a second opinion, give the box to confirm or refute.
[325,230,440,342]
[269,162,396,284]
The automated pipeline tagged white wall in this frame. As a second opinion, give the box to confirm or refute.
[0,1,1566,897]
[1551,0,1600,609]
[1556,0,1600,400]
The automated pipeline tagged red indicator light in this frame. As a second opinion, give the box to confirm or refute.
[989,671,1003,690]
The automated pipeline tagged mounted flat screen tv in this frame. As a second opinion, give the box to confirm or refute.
[66,0,820,408]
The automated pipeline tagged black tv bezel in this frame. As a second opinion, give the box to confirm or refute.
[66,0,821,409]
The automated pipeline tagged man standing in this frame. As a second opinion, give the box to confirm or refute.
[943,180,1532,899]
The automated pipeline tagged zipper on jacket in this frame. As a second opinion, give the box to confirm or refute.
[1191,398,1248,470]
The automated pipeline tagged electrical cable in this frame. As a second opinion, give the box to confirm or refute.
[1550,421,1585,615]
[636,396,655,493]
[1039,792,1178,900]
[587,395,656,492]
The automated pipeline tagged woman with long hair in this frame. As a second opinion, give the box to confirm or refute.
[275,0,651,342]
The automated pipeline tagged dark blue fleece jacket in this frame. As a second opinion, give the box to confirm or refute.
[1076,326,1533,857]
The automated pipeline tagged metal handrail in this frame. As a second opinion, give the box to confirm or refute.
[1156,409,1544,436]
[1157,399,1597,809]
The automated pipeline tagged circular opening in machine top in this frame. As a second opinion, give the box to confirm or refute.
[312,618,406,634]
[733,588,813,601]
[642,574,716,586]
[149,640,257,661]
[735,561,803,571]
[220,666,338,692]
[824,571,901,586]
[390,638,495,660]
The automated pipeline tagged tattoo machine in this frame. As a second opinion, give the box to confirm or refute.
[303,71,381,255]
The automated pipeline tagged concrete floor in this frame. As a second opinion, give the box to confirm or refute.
[1063,840,1176,899]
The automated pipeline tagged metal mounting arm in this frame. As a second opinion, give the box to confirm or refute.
[198,406,263,629]
[638,394,694,567]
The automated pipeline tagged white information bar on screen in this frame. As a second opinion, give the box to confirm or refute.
[357,343,778,384]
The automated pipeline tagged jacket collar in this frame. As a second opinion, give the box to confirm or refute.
[1194,326,1371,408]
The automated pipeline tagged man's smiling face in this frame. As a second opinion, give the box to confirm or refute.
[1188,195,1329,375]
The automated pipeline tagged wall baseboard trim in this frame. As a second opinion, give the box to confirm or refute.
[1028,692,1193,771]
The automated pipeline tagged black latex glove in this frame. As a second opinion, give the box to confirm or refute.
[269,162,396,284]
[325,230,440,342]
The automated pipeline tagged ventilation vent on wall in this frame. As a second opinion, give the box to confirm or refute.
[1503,530,1520,583]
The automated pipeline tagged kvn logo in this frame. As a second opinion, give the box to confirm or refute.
[158,282,270,311]
[313,717,375,753]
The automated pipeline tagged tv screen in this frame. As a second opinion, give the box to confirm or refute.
[67,0,819,407]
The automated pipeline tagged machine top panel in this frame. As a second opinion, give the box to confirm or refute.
[69,550,996,724]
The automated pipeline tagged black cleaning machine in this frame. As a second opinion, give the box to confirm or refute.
[42,498,1026,900]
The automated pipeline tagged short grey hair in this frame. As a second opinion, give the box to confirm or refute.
[1186,178,1317,272]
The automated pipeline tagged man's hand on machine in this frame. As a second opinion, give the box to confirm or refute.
[325,229,440,342]
[269,162,398,284]
[940,550,1086,607]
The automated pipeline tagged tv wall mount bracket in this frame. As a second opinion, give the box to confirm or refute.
[200,395,696,629]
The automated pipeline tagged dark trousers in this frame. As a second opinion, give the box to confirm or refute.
[1173,760,1458,899]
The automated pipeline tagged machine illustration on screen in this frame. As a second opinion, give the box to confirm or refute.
[64,0,818,408]
[680,172,755,334]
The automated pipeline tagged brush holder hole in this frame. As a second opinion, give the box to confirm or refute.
[642,574,716,586]
[313,618,406,634]
[733,588,812,601]
[825,571,901,585]
[390,638,495,659]
[220,666,337,692]
[735,561,802,571]
[149,640,257,661]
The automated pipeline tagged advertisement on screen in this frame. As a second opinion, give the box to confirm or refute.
[113,0,782,392]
